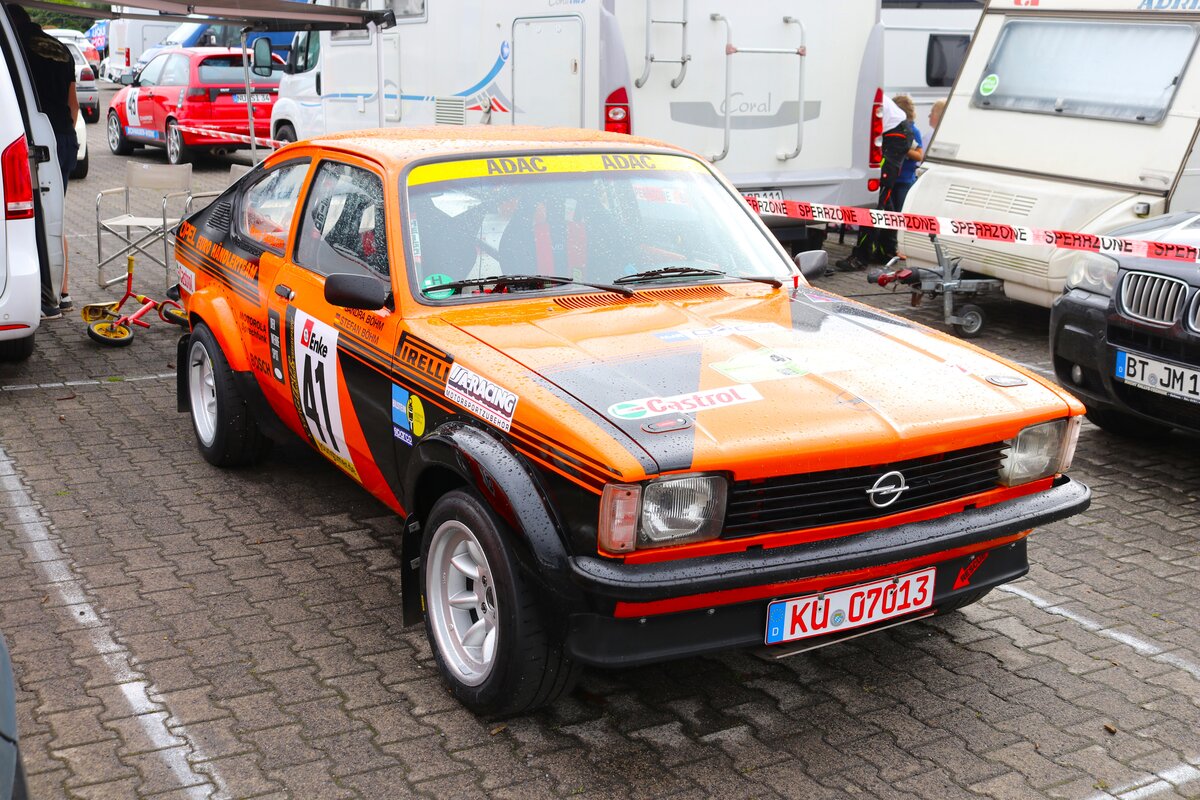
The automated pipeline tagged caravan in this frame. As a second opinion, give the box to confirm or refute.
[901,0,1200,308]
[271,0,886,247]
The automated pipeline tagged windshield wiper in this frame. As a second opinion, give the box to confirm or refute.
[421,273,635,298]
[614,266,782,289]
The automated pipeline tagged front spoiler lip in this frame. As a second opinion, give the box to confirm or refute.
[568,475,1089,603]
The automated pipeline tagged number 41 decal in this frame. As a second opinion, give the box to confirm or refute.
[289,311,360,480]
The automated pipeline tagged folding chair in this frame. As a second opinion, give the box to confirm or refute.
[96,163,193,288]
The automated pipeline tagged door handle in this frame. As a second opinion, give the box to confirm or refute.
[275,283,295,300]
[315,72,321,97]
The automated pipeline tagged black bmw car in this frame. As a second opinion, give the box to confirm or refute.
[1052,212,1200,437]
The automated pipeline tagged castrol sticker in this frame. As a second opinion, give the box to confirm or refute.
[444,364,520,432]
[288,310,359,480]
[607,384,763,421]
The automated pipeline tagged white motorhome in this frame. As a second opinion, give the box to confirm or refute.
[902,0,1200,308]
[272,0,886,248]
[103,8,175,81]
[882,0,982,143]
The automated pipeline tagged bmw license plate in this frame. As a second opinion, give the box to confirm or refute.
[1115,350,1200,405]
[234,93,270,104]
[764,567,935,645]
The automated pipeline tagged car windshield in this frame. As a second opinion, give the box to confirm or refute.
[197,55,282,85]
[403,153,791,302]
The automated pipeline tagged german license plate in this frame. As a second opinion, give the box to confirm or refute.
[765,567,935,645]
[1115,350,1200,405]
[234,93,270,103]
[745,190,787,216]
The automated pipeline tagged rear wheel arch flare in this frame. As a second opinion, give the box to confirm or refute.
[183,293,251,373]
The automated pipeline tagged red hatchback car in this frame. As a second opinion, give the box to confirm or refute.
[108,47,281,164]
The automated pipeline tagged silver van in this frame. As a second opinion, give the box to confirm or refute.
[0,1,69,361]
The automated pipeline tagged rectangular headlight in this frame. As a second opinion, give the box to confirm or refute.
[999,418,1080,487]
[639,475,727,547]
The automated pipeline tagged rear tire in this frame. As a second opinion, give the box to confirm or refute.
[275,122,297,144]
[0,334,35,362]
[187,322,271,467]
[107,111,133,155]
[71,148,89,179]
[166,120,191,165]
[1085,407,1171,440]
[422,489,579,716]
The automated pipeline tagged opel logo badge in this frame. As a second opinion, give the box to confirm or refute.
[866,470,909,508]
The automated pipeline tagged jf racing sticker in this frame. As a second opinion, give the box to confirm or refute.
[288,310,360,480]
[391,386,426,446]
[608,384,763,421]
[444,364,519,432]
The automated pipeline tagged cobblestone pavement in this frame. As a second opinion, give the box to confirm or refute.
[1,88,1198,799]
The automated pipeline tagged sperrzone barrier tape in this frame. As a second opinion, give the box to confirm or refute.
[175,125,281,149]
[743,196,1200,264]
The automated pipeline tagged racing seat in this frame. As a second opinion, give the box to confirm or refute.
[96,162,193,289]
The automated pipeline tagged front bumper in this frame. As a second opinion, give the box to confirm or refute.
[1051,288,1200,432]
[564,475,1089,667]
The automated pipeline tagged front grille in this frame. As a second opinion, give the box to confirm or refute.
[1107,325,1200,369]
[1120,272,1188,325]
[724,442,1008,538]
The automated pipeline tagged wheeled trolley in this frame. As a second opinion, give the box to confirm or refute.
[867,234,1004,339]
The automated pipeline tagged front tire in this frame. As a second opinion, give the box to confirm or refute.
[107,111,133,155]
[166,119,191,165]
[1085,407,1171,440]
[187,322,271,466]
[422,489,578,716]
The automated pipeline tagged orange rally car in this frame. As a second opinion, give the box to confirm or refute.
[175,127,1090,716]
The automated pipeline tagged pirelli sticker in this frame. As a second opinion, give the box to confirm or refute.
[407,153,707,186]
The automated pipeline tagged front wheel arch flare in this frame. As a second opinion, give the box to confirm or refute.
[404,422,572,588]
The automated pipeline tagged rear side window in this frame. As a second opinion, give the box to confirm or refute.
[160,54,189,86]
[198,55,282,85]
[296,161,389,278]
[926,34,968,88]
[238,162,309,252]
[972,20,1198,124]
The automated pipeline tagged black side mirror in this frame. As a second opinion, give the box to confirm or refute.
[793,249,829,281]
[325,272,391,311]
[251,38,273,78]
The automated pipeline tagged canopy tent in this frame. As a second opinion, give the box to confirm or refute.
[4,0,395,158]
[6,0,394,33]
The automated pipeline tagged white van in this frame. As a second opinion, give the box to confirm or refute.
[272,0,886,248]
[901,0,1200,308]
[0,3,70,361]
[882,0,982,143]
[103,8,175,81]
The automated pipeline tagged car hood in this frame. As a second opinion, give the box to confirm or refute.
[429,287,1075,479]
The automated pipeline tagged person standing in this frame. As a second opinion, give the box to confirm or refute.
[837,94,913,271]
[9,4,77,319]
[892,94,924,213]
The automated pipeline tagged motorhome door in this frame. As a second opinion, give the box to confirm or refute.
[511,16,582,127]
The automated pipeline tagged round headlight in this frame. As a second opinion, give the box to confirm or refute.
[1065,253,1119,296]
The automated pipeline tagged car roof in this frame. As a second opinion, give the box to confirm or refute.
[292,126,698,172]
